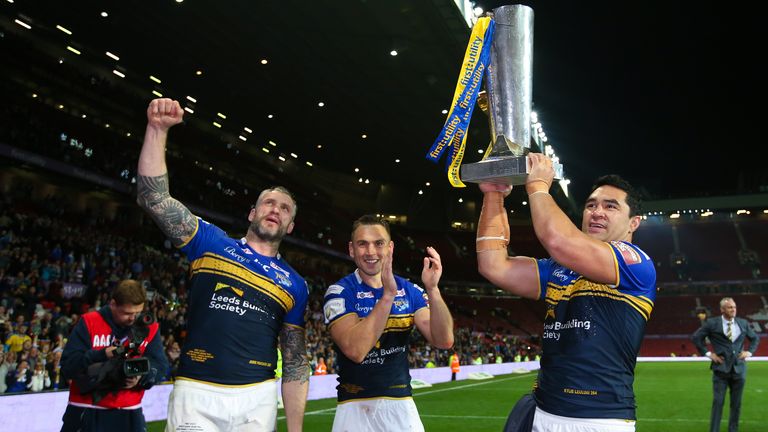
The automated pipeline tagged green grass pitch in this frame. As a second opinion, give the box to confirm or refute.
[148,361,767,431]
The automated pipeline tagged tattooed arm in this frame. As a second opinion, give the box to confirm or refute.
[136,99,196,246]
[280,324,310,432]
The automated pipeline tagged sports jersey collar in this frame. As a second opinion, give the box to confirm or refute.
[353,269,385,291]
[239,237,282,260]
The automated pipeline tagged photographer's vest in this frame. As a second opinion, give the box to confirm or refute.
[68,311,159,409]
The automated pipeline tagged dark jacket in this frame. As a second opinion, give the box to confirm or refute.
[692,316,759,376]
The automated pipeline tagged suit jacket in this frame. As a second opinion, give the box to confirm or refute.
[692,316,760,376]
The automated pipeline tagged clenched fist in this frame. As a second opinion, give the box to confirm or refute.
[147,98,184,130]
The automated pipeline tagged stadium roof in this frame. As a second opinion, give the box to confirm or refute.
[1,0,764,210]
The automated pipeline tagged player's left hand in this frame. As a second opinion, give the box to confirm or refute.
[526,153,555,194]
[738,351,752,360]
[123,375,141,389]
[421,246,443,290]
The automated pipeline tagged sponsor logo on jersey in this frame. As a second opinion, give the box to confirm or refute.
[324,298,345,322]
[357,291,375,299]
[325,285,345,296]
[396,289,406,297]
[223,246,250,264]
[553,267,571,282]
[214,282,243,297]
[355,304,373,314]
[611,241,642,265]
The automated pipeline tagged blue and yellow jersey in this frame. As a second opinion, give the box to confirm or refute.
[532,240,656,420]
[177,218,308,385]
[323,270,428,402]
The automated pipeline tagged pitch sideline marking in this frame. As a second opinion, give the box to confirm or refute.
[280,373,534,419]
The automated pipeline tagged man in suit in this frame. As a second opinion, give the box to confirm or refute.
[692,297,760,432]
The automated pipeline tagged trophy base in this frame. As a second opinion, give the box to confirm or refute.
[460,156,563,185]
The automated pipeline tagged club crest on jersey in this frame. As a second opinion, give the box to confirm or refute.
[274,272,292,287]
[270,261,291,278]
[394,299,409,312]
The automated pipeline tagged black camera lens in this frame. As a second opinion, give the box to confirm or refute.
[123,357,150,377]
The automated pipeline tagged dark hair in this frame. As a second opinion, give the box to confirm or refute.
[112,279,146,306]
[351,214,391,240]
[590,174,642,216]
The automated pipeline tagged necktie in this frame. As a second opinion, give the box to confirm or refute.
[726,321,733,342]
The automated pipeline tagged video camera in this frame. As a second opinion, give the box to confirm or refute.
[76,312,155,402]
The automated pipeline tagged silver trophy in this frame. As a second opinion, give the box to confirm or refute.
[460,4,563,185]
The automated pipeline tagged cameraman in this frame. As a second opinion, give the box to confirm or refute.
[60,280,168,432]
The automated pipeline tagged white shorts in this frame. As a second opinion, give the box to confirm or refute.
[532,407,636,432]
[332,398,424,432]
[165,378,278,432]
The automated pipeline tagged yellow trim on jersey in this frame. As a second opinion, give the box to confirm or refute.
[176,217,200,249]
[282,322,305,330]
[337,396,414,404]
[175,376,277,388]
[530,257,542,299]
[545,279,654,321]
[190,253,294,311]
[327,312,359,329]
[383,314,415,333]
[413,306,429,314]
[606,242,621,286]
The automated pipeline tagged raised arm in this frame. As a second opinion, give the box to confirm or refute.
[328,244,397,363]
[525,154,619,284]
[414,247,454,349]
[136,98,197,246]
[279,324,309,432]
[476,183,541,299]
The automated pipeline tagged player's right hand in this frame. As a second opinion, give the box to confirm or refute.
[479,182,512,196]
[381,243,398,299]
[147,98,184,130]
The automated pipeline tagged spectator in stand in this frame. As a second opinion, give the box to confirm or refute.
[5,324,31,353]
[27,361,50,392]
[0,351,13,393]
[165,341,181,380]
[7,359,31,393]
